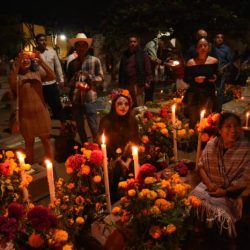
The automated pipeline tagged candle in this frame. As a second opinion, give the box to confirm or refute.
[132,146,140,177]
[246,112,249,128]
[172,105,178,162]
[45,159,55,204]
[196,109,206,168]
[101,133,112,214]
[172,60,180,66]
[16,151,29,201]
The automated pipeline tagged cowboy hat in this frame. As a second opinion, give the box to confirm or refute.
[69,33,93,47]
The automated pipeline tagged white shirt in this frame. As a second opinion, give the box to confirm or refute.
[40,47,64,85]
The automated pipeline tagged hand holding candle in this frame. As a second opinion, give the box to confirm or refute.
[132,146,140,177]
[101,133,112,214]
[45,159,55,204]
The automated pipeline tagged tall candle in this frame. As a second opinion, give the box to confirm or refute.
[196,109,206,168]
[101,133,112,214]
[16,151,29,201]
[172,104,178,162]
[132,146,140,177]
[246,112,249,127]
[45,159,55,204]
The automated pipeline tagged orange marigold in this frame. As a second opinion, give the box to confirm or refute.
[28,233,45,248]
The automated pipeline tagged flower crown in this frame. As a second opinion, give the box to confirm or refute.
[110,88,133,107]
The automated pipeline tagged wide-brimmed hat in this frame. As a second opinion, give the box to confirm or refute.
[69,33,93,47]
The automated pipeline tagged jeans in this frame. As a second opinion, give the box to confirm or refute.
[73,102,98,143]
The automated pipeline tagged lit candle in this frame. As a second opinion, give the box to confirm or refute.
[132,146,140,177]
[246,112,249,128]
[172,105,178,162]
[196,109,206,168]
[16,151,29,201]
[101,133,112,214]
[45,159,55,204]
[172,60,180,66]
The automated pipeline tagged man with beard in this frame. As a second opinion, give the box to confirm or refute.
[119,35,152,107]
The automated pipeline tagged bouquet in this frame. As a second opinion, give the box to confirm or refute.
[111,163,201,250]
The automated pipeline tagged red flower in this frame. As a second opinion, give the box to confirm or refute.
[136,163,157,184]
[159,106,168,118]
[84,142,100,151]
[144,111,154,119]
[89,150,104,166]
[66,154,86,171]
[0,162,10,176]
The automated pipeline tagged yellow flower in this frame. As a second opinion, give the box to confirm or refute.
[128,189,136,197]
[177,129,186,137]
[6,151,15,158]
[28,233,45,248]
[118,181,127,189]
[116,148,122,154]
[149,205,161,215]
[212,113,220,122]
[161,179,171,189]
[82,148,92,159]
[76,216,85,224]
[149,226,162,239]
[156,189,167,198]
[188,195,201,208]
[139,188,150,198]
[63,244,73,250]
[80,165,91,175]
[67,183,75,189]
[112,206,121,215]
[148,190,158,200]
[157,122,166,129]
[93,175,102,183]
[171,173,181,183]
[54,229,68,243]
[144,177,157,185]
[160,128,169,136]
[155,198,172,211]
[141,135,149,144]
[21,163,31,171]
[173,184,187,198]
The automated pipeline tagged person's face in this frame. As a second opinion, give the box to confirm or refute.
[36,36,47,50]
[215,34,224,46]
[20,55,32,71]
[197,29,208,39]
[75,41,88,56]
[196,39,209,56]
[115,96,130,116]
[128,37,138,52]
[219,117,241,145]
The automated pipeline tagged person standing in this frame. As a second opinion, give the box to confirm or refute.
[119,35,152,107]
[35,33,66,130]
[214,32,232,112]
[66,33,104,143]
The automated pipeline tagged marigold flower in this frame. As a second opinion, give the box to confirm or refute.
[69,218,74,225]
[80,164,91,175]
[128,189,136,197]
[141,135,149,144]
[122,89,129,96]
[212,113,220,122]
[120,196,128,204]
[155,198,172,211]
[112,206,121,215]
[173,184,187,197]
[161,179,171,189]
[28,233,45,248]
[118,181,128,189]
[63,244,73,250]
[189,129,195,135]
[6,151,15,158]
[149,226,162,239]
[75,196,85,204]
[149,190,158,200]
[21,163,31,171]
[63,195,69,202]
[54,229,68,243]
[177,129,186,137]
[161,128,169,136]
[156,189,167,198]
[149,205,161,215]
[76,216,85,224]
[93,175,102,183]
[165,224,176,234]
[144,177,157,185]
[188,195,201,208]
[67,183,75,189]
[116,147,122,154]
[66,167,73,174]
[81,149,92,159]
[54,199,61,206]
[171,173,181,183]
[156,122,166,129]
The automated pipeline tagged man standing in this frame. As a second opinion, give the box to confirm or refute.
[35,33,66,130]
[214,32,232,112]
[119,35,152,106]
[67,33,103,143]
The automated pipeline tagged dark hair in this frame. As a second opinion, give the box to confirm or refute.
[35,33,47,41]
[218,112,241,129]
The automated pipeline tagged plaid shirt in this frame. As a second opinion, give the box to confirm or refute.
[198,136,250,189]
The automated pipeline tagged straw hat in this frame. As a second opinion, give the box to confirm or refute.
[69,33,93,47]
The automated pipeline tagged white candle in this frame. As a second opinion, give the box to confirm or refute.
[246,112,249,128]
[16,151,29,201]
[101,133,112,214]
[172,105,178,162]
[132,146,140,177]
[45,159,55,204]
[196,109,206,168]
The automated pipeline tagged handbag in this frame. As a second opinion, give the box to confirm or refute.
[9,76,20,134]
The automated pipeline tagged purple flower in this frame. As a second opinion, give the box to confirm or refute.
[8,202,25,220]
[27,205,57,231]
[0,216,18,240]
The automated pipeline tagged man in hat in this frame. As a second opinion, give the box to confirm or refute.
[66,33,104,143]
[35,33,66,131]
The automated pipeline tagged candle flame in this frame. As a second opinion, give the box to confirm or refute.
[247,112,250,118]
[132,146,138,155]
[101,133,106,144]
[172,60,180,66]
[200,109,206,120]
[160,90,163,94]
[45,159,52,169]
[16,151,25,163]
[172,104,176,113]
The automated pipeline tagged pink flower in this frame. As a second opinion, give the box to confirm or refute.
[0,162,10,176]
[89,150,104,166]
[65,154,86,171]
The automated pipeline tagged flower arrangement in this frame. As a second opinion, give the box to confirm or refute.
[54,142,106,244]
[197,113,220,143]
[111,163,201,250]
[136,110,174,171]
[0,202,72,249]
[0,151,32,215]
